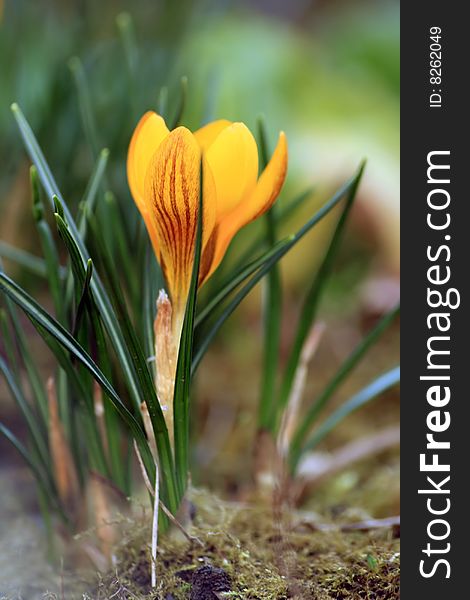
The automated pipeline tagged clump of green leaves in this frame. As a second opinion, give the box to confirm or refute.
[253,119,399,478]
[0,98,398,552]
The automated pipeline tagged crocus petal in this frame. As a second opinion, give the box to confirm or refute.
[128,111,288,300]
[205,122,259,220]
[127,111,170,209]
[206,131,288,280]
[144,127,216,322]
[238,131,288,224]
[194,119,232,151]
[127,111,170,259]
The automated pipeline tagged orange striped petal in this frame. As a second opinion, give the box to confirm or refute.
[127,111,170,210]
[127,112,170,258]
[205,122,259,220]
[194,119,232,151]
[144,127,216,321]
[206,131,288,280]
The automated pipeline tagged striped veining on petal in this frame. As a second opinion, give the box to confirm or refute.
[128,111,285,311]
[145,128,202,315]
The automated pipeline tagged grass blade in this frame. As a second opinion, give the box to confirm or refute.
[116,11,139,121]
[32,167,65,323]
[68,56,100,160]
[276,162,365,425]
[289,304,400,467]
[116,12,138,75]
[4,250,108,478]
[157,86,169,120]
[0,421,65,520]
[142,247,165,365]
[0,356,50,474]
[0,309,21,381]
[296,367,400,461]
[6,300,49,426]
[173,161,203,498]
[0,271,156,484]
[101,191,140,308]
[82,259,128,490]
[11,103,144,416]
[35,218,64,318]
[196,240,289,329]
[88,215,178,513]
[77,148,110,238]
[0,422,38,474]
[229,186,314,276]
[55,209,135,488]
[0,241,53,278]
[38,323,108,477]
[169,76,188,129]
[257,118,282,432]
[71,259,93,339]
[192,165,364,373]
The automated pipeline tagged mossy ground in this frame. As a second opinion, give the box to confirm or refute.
[0,465,399,599]
[92,489,399,599]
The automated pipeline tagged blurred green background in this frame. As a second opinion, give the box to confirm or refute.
[0,0,399,282]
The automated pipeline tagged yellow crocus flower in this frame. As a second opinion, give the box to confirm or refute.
[127,111,288,336]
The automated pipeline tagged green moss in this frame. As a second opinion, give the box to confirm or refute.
[96,491,399,599]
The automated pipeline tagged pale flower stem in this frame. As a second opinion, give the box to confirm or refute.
[151,460,159,588]
[154,289,178,449]
[277,322,325,459]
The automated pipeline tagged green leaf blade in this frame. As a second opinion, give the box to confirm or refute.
[192,165,365,374]
[289,304,400,467]
[0,271,156,485]
[11,103,145,418]
[173,160,203,499]
[296,366,400,462]
[257,117,282,433]
[276,162,366,426]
